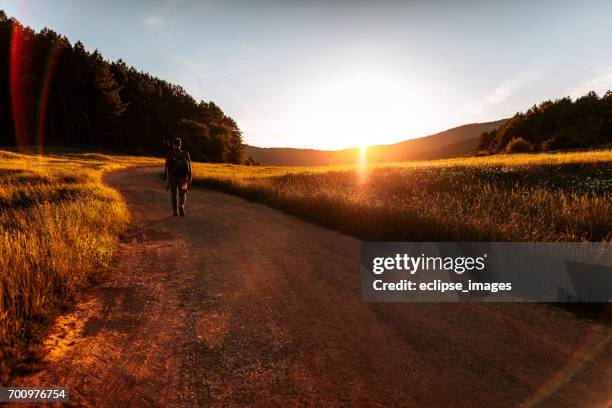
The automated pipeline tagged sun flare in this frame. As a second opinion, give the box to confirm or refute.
[286,67,436,150]
[358,144,368,181]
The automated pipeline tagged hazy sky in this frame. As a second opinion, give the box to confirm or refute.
[3,0,612,149]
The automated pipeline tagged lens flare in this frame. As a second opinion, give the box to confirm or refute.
[522,303,612,406]
[9,21,28,148]
[9,19,60,156]
[358,144,368,183]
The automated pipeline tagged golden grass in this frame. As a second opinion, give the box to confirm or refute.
[1,147,610,380]
[192,150,612,242]
[0,148,161,380]
[196,149,612,176]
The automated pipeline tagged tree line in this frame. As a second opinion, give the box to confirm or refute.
[0,11,244,163]
[478,90,612,154]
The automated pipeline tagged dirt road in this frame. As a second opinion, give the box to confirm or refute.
[15,167,611,407]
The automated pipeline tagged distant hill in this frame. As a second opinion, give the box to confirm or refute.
[245,119,507,166]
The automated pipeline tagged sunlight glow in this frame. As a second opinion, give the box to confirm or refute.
[358,144,368,182]
[284,66,437,150]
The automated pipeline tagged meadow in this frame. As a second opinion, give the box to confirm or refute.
[1,148,611,381]
[192,150,612,242]
[0,149,161,381]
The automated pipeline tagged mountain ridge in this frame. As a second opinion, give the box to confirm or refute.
[245,119,508,166]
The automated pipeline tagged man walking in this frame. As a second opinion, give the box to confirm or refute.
[164,138,192,217]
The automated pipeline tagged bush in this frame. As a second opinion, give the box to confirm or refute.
[505,137,534,153]
[540,138,556,151]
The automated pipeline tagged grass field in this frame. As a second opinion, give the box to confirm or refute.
[192,150,612,242]
[2,148,611,381]
[0,149,161,381]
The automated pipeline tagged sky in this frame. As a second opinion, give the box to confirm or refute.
[3,0,612,149]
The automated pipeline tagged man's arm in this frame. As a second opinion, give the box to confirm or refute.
[186,152,192,182]
[164,154,171,182]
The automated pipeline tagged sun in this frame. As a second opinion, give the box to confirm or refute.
[286,67,434,150]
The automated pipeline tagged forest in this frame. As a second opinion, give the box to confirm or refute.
[0,11,244,163]
[478,91,612,154]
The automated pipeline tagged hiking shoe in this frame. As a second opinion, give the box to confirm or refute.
[179,207,185,217]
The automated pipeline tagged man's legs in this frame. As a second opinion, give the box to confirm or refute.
[170,181,179,216]
[178,186,187,217]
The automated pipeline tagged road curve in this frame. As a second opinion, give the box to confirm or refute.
[14,167,611,407]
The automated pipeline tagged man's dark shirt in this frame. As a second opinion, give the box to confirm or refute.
[164,149,192,180]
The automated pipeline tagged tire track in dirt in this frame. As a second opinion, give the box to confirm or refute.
[12,167,611,407]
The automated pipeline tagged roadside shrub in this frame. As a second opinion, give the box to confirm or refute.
[505,137,534,154]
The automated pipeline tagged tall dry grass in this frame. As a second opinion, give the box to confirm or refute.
[1,148,610,380]
[192,150,612,242]
[0,149,161,381]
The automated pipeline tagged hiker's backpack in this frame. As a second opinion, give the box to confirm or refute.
[171,151,189,178]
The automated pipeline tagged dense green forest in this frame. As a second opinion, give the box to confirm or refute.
[478,91,612,154]
[0,11,244,162]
